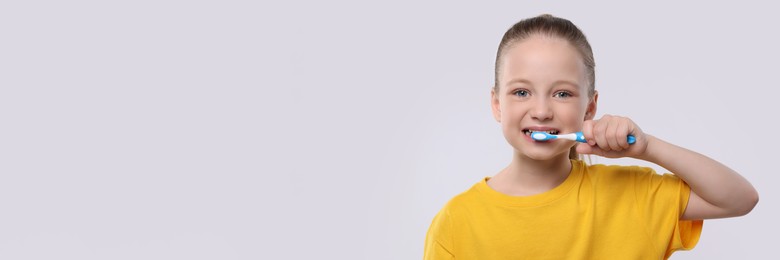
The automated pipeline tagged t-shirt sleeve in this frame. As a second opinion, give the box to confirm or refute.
[632,167,703,259]
[424,208,455,260]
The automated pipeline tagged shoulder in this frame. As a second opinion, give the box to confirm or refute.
[440,181,483,210]
[426,182,481,258]
[430,178,488,220]
[428,180,482,232]
[581,162,685,194]
[580,162,667,186]
[582,162,643,178]
[583,162,651,174]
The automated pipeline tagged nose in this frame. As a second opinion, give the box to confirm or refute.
[530,97,553,121]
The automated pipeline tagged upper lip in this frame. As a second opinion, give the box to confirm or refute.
[523,126,560,132]
[522,126,561,135]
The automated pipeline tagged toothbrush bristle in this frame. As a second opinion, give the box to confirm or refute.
[531,132,549,141]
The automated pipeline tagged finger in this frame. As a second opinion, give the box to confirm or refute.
[593,115,611,151]
[617,118,631,150]
[582,120,596,146]
[605,117,622,151]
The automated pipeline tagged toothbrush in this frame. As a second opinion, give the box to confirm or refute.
[530,131,636,144]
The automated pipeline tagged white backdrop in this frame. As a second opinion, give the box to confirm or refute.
[1,1,777,259]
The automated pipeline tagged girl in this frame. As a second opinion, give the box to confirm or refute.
[424,14,758,259]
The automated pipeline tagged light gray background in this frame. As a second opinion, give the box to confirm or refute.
[1,1,777,259]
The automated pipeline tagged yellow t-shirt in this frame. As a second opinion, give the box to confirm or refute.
[424,160,703,259]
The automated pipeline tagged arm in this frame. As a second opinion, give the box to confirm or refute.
[578,115,759,220]
[638,135,758,220]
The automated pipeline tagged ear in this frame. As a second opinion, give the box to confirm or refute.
[585,91,598,120]
[491,88,501,122]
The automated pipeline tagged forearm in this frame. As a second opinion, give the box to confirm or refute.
[637,135,758,215]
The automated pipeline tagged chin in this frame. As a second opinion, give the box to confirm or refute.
[515,144,571,161]
[523,151,566,161]
[506,135,572,161]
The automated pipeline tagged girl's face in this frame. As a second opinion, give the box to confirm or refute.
[491,36,597,161]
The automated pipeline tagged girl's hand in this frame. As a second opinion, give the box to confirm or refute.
[576,115,649,159]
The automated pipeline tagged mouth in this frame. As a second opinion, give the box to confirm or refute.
[522,128,560,136]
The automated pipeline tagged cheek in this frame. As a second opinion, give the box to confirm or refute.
[499,106,523,129]
[559,104,588,122]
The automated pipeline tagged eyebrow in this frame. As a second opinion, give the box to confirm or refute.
[506,78,533,86]
[505,78,581,88]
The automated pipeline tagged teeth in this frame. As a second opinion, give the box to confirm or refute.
[524,129,559,135]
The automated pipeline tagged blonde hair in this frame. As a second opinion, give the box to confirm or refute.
[493,14,596,160]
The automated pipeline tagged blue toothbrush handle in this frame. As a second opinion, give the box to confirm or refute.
[575,132,636,144]
[575,132,586,142]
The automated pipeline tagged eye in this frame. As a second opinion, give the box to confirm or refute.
[553,91,572,98]
[512,89,529,97]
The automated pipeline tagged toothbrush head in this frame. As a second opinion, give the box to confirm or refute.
[530,131,557,141]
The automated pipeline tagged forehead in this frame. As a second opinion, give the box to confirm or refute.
[499,36,586,89]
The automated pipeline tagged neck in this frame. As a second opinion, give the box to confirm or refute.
[488,151,573,196]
